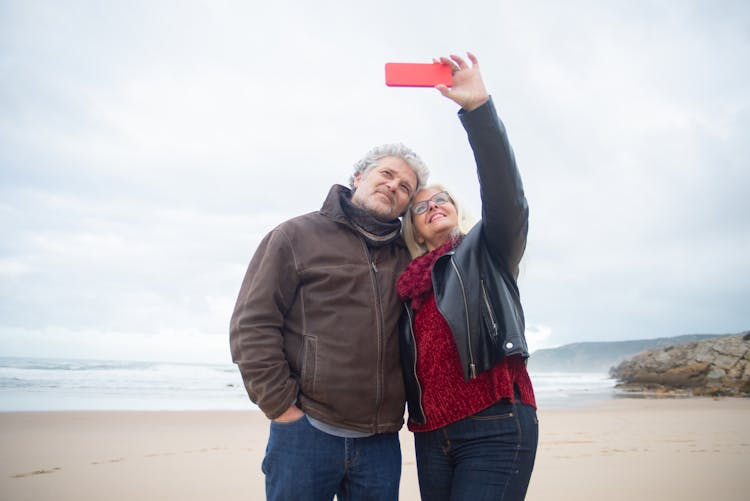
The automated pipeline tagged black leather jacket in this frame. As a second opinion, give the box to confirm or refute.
[400,97,530,424]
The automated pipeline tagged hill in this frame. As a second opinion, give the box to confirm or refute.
[527,334,724,373]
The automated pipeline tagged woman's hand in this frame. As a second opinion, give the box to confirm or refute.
[434,52,489,111]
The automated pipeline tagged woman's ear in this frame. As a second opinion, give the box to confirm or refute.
[415,232,425,244]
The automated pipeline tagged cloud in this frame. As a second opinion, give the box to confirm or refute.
[0,325,231,363]
[525,324,554,353]
[1,0,749,361]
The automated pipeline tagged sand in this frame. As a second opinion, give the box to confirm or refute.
[1,397,748,500]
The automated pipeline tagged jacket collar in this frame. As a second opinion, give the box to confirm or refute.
[319,184,403,248]
[396,235,462,308]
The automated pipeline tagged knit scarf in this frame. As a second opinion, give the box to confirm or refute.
[339,189,402,247]
[397,235,463,310]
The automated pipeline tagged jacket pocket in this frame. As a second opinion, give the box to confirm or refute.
[301,335,318,397]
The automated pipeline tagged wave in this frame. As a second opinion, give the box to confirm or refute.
[0,357,618,411]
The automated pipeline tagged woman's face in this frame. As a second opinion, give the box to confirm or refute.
[411,188,458,252]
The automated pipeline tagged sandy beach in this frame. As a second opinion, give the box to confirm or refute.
[1,397,748,501]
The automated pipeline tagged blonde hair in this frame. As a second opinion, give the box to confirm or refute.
[402,184,475,258]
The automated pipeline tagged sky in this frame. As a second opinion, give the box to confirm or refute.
[1,0,748,363]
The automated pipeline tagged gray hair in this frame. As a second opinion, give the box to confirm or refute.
[349,143,429,193]
[402,183,476,258]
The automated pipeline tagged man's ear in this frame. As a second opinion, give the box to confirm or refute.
[352,172,362,190]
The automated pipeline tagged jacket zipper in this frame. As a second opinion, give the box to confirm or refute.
[449,259,477,378]
[480,279,499,338]
[362,240,384,430]
[404,305,426,422]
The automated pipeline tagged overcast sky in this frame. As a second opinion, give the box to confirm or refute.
[1,0,748,363]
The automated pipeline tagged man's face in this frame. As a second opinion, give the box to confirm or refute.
[351,156,418,221]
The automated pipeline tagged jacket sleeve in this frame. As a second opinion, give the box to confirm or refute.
[229,227,300,419]
[459,97,529,279]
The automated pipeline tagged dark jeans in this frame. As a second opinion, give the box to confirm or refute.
[262,415,401,501]
[413,394,538,500]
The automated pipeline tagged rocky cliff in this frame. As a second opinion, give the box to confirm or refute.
[609,332,750,396]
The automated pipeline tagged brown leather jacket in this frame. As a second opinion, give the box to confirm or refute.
[230,185,410,433]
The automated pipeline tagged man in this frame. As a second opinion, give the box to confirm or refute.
[230,144,428,500]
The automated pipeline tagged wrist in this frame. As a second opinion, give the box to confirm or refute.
[463,94,490,112]
[274,404,304,422]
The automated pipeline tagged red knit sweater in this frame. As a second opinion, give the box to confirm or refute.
[397,238,536,433]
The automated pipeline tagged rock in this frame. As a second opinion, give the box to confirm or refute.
[609,331,750,397]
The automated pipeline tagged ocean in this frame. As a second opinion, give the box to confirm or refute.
[0,357,617,412]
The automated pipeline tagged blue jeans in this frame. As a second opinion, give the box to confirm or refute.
[262,415,401,501]
[413,394,538,500]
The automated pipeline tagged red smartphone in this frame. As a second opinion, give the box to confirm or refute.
[384,63,452,87]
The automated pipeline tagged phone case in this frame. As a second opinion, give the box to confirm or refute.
[384,63,452,87]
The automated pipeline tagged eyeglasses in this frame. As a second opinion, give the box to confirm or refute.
[411,191,453,215]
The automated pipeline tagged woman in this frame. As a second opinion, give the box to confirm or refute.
[397,53,538,500]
